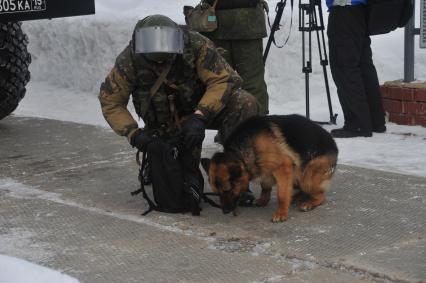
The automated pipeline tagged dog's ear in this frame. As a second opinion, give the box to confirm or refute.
[201,158,211,173]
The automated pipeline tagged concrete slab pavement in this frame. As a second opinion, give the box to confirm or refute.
[0,116,425,283]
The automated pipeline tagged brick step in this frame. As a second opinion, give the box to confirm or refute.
[380,80,426,127]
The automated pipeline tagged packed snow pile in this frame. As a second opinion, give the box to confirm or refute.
[22,0,426,102]
[0,254,80,283]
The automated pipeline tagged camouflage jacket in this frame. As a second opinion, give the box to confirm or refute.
[203,0,267,40]
[98,30,242,141]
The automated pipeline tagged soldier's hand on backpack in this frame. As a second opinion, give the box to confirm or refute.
[181,112,206,150]
[131,129,152,152]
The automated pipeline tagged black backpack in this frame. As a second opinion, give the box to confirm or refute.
[367,0,414,35]
[131,138,221,215]
[131,138,198,215]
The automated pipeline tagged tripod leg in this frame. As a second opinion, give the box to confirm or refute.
[306,8,314,120]
[314,4,337,124]
[322,56,337,124]
[300,4,310,119]
[305,72,310,119]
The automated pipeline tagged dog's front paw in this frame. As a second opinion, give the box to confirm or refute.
[255,197,269,207]
[271,211,288,223]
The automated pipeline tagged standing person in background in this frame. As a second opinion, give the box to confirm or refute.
[202,0,269,116]
[327,0,386,138]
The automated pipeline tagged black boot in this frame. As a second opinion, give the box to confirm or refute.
[331,127,372,138]
[372,125,386,133]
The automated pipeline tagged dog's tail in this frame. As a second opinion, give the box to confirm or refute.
[300,153,337,194]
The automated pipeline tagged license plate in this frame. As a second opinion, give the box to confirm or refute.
[0,0,46,14]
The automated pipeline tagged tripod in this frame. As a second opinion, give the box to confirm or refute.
[299,0,337,124]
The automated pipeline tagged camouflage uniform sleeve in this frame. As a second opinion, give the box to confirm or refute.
[98,45,139,142]
[194,35,243,120]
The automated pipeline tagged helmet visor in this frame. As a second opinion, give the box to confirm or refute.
[134,26,184,54]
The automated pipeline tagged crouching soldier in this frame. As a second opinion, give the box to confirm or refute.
[98,15,259,214]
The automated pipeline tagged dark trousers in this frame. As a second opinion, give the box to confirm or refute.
[327,5,385,132]
[212,39,269,115]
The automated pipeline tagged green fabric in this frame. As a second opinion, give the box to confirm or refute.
[213,38,269,115]
[140,63,172,120]
[208,88,260,141]
[204,3,267,40]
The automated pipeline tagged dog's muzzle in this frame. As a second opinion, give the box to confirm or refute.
[221,194,240,214]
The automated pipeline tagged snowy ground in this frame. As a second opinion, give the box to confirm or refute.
[2,1,426,279]
[0,255,79,283]
[14,80,426,178]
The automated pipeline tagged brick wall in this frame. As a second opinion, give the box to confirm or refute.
[380,81,426,127]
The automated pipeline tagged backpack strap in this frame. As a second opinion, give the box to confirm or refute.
[131,150,158,215]
[212,0,219,9]
[202,192,222,208]
[140,63,173,120]
[274,0,294,49]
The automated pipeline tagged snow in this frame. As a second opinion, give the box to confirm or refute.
[2,0,426,278]
[0,255,79,283]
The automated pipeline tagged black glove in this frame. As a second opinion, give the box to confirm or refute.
[181,113,206,150]
[130,129,152,152]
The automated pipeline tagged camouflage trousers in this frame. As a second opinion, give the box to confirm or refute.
[212,38,269,115]
[207,88,260,143]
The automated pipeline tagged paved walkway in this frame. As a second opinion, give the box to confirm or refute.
[0,116,425,283]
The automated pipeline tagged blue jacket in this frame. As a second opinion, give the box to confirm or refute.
[326,0,367,9]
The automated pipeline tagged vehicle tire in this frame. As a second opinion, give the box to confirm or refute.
[0,22,31,120]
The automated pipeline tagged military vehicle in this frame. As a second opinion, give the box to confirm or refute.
[0,0,95,119]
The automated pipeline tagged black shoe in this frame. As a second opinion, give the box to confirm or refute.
[372,125,386,133]
[239,188,255,207]
[331,128,372,138]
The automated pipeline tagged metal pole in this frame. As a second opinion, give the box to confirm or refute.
[420,0,426,48]
[404,0,416,82]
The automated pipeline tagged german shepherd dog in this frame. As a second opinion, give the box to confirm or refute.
[201,114,338,222]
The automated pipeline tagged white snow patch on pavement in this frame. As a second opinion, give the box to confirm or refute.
[0,255,79,283]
